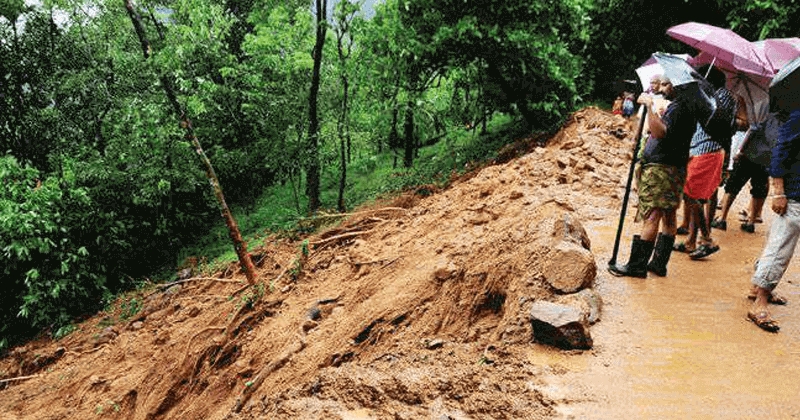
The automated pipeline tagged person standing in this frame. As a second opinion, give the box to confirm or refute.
[713,114,782,233]
[747,107,800,332]
[609,78,699,278]
[672,122,726,260]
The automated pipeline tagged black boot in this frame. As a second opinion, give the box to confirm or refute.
[647,233,675,277]
[608,235,654,278]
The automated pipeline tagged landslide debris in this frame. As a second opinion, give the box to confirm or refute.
[0,107,635,420]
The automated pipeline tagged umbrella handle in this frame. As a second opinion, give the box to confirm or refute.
[609,105,648,267]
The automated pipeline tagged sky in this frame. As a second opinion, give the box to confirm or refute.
[2,0,383,31]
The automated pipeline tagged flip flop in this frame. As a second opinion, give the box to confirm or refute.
[747,293,788,305]
[747,310,780,332]
[689,244,719,260]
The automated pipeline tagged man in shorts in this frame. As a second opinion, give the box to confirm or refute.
[713,114,782,233]
[609,77,699,278]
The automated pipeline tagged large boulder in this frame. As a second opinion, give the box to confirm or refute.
[541,241,596,294]
[529,300,592,350]
[538,212,596,293]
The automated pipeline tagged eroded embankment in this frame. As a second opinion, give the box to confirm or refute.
[0,107,636,420]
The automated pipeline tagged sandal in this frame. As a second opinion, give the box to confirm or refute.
[747,310,780,332]
[676,226,689,235]
[747,293,788,305]
[711,219,727,231]
[738,210,763,224]
[673,242,695,253]
[689,243,720,260]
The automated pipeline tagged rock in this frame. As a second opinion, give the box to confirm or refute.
[541,241,596,293]
[95,327,118,346]
[422,338,445,350]
[551,212,591,250]
[165,284,182,295]
[176,267,193,280]
[130,321,144,331]
[529,300,592,350]
[556,287,603,324]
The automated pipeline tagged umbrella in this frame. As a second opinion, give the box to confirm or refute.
[770,55,800,111]
[691,38,800,123]
[756,38,800,74]
[667,22,771,79]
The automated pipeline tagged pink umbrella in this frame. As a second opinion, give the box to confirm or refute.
[690,38,800,123]
[667,22,771,79]
[755,38,800,74]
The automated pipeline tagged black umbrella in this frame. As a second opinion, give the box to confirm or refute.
[770,55,800,112]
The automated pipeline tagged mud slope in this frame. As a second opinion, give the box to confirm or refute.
[0,108,635,420]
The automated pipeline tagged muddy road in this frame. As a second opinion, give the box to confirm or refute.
[546,197,800,419]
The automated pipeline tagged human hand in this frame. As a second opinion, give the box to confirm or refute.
[733,152,744,163]
[772,196,788,215]
[637,93,652,107]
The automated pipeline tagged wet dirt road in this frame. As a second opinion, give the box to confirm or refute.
[540,196,800,419]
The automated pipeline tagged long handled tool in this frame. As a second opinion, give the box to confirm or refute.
[608,105,648,268]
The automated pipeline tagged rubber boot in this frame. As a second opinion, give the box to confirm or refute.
[647,233,675,277]
[608,235,655,278]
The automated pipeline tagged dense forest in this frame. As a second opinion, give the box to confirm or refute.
[1,0,797,349]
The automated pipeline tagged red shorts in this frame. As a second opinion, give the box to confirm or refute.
[683,150,725,200]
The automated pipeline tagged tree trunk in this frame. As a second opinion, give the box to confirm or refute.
[337,74,349,212]
[403,100,415,168]
[123,0,256,284]
[486,60,536,129]
[306,0,327,214]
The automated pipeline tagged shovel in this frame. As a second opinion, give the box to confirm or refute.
[608,105,648,268]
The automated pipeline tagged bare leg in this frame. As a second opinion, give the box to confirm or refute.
[750,197,766,223]
[707,188,718,232]
[662,207,678,237]
[717,192,735,222]
[678,198,690,231]
[642,209,664,242]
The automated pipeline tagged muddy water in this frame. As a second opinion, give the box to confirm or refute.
[543,197,800,419]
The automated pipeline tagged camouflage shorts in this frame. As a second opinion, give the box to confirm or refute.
[636,163,685,222]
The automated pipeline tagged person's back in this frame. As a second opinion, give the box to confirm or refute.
[744,113,783,168]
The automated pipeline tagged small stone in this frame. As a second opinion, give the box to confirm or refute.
[165,285,182,295]
[423,339,445,350]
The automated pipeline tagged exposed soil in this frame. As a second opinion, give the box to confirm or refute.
[0,108,639,420]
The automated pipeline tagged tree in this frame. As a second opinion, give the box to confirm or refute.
[398,0,590,129]
[726,0,800,40]
[305,0,327,213]
[333,0,359,211]
[123,0,256,284]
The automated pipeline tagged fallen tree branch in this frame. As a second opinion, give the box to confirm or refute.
[310,229,374,246]
[234,323,308,413]
[0,374,39,385]
[305,207,407,221]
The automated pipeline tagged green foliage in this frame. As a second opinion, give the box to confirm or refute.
[393,0,590,127]
[726,0,800,40]
[0,156,107,348]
